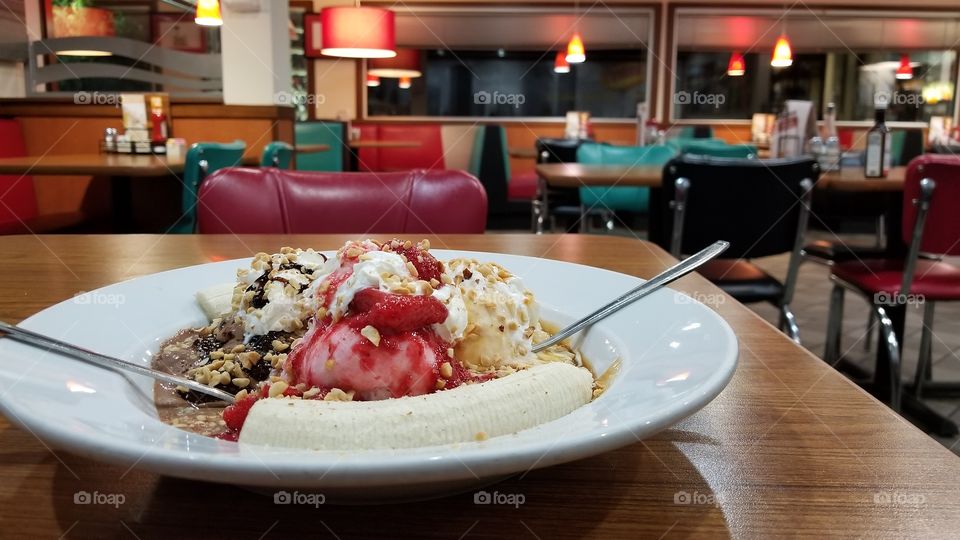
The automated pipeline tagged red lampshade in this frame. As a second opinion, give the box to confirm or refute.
[399,76,412,89]
[771,34,792,67]
[320,7,396,59]
[554,50,570,73]
[566,33,585,63]
[366,74,381,87]
[896,54,913,80]
[368,48,422,78]
[195,0,223,27]
[727,52,745,76]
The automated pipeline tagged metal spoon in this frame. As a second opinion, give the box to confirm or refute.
[532,240,729,353]
[0,320,236,404]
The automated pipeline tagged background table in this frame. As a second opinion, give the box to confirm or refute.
[0,234,957,538]
[0,153,258,231]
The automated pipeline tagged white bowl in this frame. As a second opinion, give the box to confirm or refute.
[0,250,737,502]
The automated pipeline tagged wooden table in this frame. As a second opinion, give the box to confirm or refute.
[347,140,422,149]
[0,153,258,231]
[1,234,957,538]
[819,166,906,192]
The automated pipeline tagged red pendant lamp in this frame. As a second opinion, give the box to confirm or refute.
[771,34,793,67]
[398,76,412,89]
[566,33,586,64]
[896,54,913,80]
[366,74,381,87]
[554,50,570,73]
[319,6,396,59]
[195,0,223,27]
[727,52,746,76]
[368,49,422,78]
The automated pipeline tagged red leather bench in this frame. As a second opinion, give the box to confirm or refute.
[197,167,487,234]
[355,124,445,172]
[0,119,83,235]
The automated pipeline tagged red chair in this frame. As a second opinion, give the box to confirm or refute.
[196,167,487,234]
[0,119,82,235]
[824,155,960,434]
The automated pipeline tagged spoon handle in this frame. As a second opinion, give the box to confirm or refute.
[0,320,236,404]
[532,240,729,353]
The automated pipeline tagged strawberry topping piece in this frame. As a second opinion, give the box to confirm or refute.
[349,288,448,334]
[385,240,444,283]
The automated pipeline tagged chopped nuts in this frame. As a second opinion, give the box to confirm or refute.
[268,381,289,397]
[232,377,250,388]
[475,431,489,441]
[360,325,381,346]
[302,387,321,399]
[325,358,335,370]
[235,389,249,400]
[439,362,453,379]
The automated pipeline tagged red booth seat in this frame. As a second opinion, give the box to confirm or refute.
[356,124,445,172]
[197,167,487,234]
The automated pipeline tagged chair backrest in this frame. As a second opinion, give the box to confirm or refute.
[682,141,757,159]
[577,143,676,166]
[902,154,960,256]
[661,155,819,259]
[294,120,347,171]
[197,168,487,234]
[468,125,510,213]
[356,124,445,171]
[0,119,38,229]
[260,142,294,169]
[176,141,245,233]
[536,138,582,163]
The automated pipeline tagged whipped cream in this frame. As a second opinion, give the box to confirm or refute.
[236,249,334,338]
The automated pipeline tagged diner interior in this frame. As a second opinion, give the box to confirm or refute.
[0,0,959,536]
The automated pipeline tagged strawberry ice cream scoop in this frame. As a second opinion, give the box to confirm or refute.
[285,288,471,400]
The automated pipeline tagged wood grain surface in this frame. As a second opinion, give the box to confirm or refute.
[0,234,956,539]
[0,153,259,177]
[536,163,907,193]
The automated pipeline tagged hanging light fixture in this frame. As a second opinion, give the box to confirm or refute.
[896,54,914,80]
[771,35,793,67]
[565,0,585,64]
[398,76,412,89]
[554,51,570,73]
[368,49,422,78]
[366,74,381,87]
[727,52,746,76]
[566,33,586,64]
[195,0,223,27]
[319,6,396,59]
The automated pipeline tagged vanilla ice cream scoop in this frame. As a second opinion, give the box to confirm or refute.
[447,258,540,372]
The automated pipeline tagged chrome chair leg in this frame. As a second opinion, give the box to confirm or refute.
[779,304,801,345]
[864,309,875,351]
[603,210,615,232]
[875,305,902,412]
[579,206,589,234]
[530,200,542,234]
[824,284,845,363]
[913,301,936,398]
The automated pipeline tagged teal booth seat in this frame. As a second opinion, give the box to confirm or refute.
[171,140,246,234]
[295,121,346,171]
[664,137,726,153]
[261,141,294,168]
[682,141,757,159]
[577,143,677,213]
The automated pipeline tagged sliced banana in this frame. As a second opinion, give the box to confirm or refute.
[239,362,593,450]
[195,282,236,320]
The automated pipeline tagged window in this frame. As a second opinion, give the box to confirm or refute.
[367,49,647,119]
[673,49,956,122]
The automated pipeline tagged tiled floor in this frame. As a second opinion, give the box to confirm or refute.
[744,232,960,455]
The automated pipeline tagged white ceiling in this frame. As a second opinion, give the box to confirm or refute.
[394,9,653,51]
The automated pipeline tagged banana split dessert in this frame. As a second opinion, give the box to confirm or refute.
[152,239,599,450]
